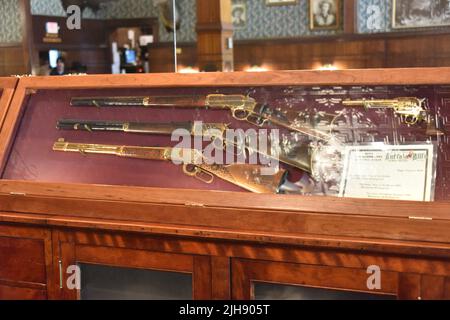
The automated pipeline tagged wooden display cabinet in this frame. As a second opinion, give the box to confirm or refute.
[0,70,449,300]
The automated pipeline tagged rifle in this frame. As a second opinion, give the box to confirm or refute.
[52,139,312,194]
[56,119,315,173]
[70,94,334,142]
[56,119,227,140]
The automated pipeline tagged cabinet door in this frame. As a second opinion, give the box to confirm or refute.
[232,259,398,300]
[0,224,52,300]
[417,274,450,300]
[56,241,211,300]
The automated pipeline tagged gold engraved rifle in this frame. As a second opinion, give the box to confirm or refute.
[53,139,311,194]
[70,95,333,142]
[56,119,314,173]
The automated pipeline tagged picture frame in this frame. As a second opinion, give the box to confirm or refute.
[392,0,450,29]
[265,0,298,6]
[231,3,247,29]
[309,0,341,31]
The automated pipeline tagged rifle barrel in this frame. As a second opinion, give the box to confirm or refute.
[70,96,207,107]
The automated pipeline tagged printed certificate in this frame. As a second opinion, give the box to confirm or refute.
[339,144,435,201]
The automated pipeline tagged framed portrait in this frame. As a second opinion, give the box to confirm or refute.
[309,0,340,30]
[266,0,298,6]
[392,0,450,29]
[231,3,247,29]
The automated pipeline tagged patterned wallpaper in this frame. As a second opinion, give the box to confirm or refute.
[31,0,66,16]
[357,0,392,33]
[30,0,106,19]
[356,0,450,34]
[0,0,23,43]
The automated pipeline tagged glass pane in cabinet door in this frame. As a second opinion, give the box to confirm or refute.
[79,264,192,300]
[253,282,395,300]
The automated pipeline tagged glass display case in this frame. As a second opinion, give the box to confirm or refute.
[0,71,447,202]
[0,71,449,301]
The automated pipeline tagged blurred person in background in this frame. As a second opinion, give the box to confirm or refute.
[50,57,67,76]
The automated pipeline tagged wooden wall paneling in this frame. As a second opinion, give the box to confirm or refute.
[343,0,356,34]
[19,0,33,74]
[196,0,234,71]
[386,34,450,68]
[234,37,388,71]
[0,0,31,76]
[147,43,197,73]
[149,32,450,73]
[0,45,28,76]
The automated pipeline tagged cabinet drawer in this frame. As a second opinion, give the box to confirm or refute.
[0,284,46,300]
[0,236,46,284]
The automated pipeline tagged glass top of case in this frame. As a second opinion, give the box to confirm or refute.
[2,84,448,201]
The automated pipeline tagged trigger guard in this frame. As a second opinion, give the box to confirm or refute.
[182,164,198,177]
[404,116,417,125]
[232,109,250,120]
